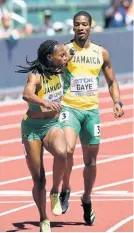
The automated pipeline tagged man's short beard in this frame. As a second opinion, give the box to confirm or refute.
[78,37,87,42]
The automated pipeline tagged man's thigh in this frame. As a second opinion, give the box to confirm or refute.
[80,109,101,145]
[59,106,81,136]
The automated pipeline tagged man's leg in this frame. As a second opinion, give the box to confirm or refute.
[58,127,78,213]
[79,109,100,225]
[59,108,81,213]
[62,127,78,190]
[79,144,99,225]
[81,144,99,203]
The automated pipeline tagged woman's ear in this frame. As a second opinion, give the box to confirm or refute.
[47,54,52,62]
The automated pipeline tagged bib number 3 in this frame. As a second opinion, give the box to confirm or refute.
[59,112,69,122]
[94,124,101,136]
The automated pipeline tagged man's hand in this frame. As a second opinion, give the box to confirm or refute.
[113,103,124,118]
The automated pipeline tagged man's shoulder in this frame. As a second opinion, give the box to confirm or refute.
[91,41,101,47]
[90,41,104,55]
[64,39,74,47]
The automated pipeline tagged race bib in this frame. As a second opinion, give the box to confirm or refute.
[59,112,69,122]
[71,77,98,96]
[45,90,63,102]
[41,76,63,112]
[94,124,101,136]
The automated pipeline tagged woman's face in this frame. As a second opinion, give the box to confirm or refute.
[48,44,68,69]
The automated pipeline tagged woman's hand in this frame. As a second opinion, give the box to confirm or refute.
[43,101,62,113]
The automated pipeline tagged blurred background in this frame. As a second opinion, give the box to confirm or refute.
[0,0,133,100]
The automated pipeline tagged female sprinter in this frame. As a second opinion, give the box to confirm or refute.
[16,40,69,232]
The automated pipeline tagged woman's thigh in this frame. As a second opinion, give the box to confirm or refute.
[42,127,67,159]
[23,139,44,181]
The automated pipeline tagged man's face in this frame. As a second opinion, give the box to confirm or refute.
[73,15,91,41]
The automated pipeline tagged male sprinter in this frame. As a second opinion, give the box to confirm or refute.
[59,11,124,225]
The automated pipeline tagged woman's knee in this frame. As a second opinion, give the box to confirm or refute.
[66,144,75,158]
[56,142,75,161]
[55,147,67,162]
[33,169,46,190]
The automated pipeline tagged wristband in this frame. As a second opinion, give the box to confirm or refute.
[114,101,123,107]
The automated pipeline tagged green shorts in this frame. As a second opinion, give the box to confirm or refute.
[21,117,61,141]
[59,106,100,145]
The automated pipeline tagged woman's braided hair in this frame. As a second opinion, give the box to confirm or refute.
[16,40,60,79]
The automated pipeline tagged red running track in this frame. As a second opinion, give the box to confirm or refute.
[0,86,133,232]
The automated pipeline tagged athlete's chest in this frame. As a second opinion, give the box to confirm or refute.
[66,47,101,96]
[68,48,102,70]
[39,75,63,102]
[42,76,62,94]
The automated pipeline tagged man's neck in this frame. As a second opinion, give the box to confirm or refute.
[74,37,90,48]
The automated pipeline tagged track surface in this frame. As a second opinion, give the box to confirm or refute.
[0,86,133,232]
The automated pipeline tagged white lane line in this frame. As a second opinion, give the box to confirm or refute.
[0,184,133,217]
[100,94,132,103]
[0,190,133,217]
[0,190,133,197]
[72,154,133,170]
[52,199,133,201]
[0,191,77,197]
[0,110,24,118]
[100,104,133,114]
[0,191,78,216]
[0,176,30,185]
[0,104,133,118]
[0,138,21,145]
[0,171,53,186]
[0,117,133,131]
[94,191,134,196]
[95,178,134,190]
[0,203,35,217]
[101,117,133,127]
[0,154,133,186]
[0,155,26,163]
[92,193,134,197]
[0,191,31,196]
[0,191,86,197]
[0,99,24,107]
[0,132,133,146]
[0,123,20,130]
[0,201,33,204]
[106,215,134,232]
[0,152,133,163]
[0,154,131,162]
[96,134,133,144]
[0,199,133,204]
[71,178,134,196]
[0,199,133,217]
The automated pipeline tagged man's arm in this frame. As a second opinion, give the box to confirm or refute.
[102,47,124,117]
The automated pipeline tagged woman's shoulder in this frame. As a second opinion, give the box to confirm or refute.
[27,72,42,84]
